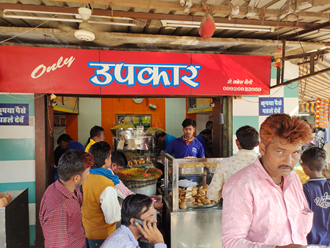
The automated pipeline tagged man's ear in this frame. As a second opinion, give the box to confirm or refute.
[259,142,266,156]
[322,164,328,173]
[72,174,80,184]
[130,218,135,226]
[235,140,241,150]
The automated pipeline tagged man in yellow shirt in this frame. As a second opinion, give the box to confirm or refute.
[82,141,121,248]
[85,126,105,152]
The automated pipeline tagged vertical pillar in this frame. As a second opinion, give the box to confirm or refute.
[212,97,223,157]
[34,94,46,246]
[35,94,54,246]
[222,96,233,157]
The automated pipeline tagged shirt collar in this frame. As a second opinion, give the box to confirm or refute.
[120,225,139,246]
[254,158,294,186]
[306,177,327,182]
[55,179,79,200]
[182,136,194,145]
[236,149,257,156]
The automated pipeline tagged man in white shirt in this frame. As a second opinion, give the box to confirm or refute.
[101,194,166,248]
[207,125,259,200]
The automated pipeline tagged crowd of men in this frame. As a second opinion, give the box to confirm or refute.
[42,114,330,248]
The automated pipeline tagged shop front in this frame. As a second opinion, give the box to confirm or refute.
[0,45,271,247]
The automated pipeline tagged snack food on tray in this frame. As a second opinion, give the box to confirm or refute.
[127,159,145,166]
[146,127,165,134]
[123,152,141,161]
[175,184,220,209]
[204,162,218,168]
[179,162,204,168]
[118,167,162,180]
[112,122,135,129]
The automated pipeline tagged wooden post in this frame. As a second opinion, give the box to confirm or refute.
[35,94,54,246]
[222,96,233,157]
[34,94,46,247]
[212,97,223,157]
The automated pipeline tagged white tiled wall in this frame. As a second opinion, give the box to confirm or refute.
[78,98,102,145]
[165,98,187,137]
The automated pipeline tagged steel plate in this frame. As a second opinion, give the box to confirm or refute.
[185,200,220,209]
[179,167,204,175]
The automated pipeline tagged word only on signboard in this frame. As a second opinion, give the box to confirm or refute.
[259,97,284,116]
[0,104,29,125]
[88,62,202,89]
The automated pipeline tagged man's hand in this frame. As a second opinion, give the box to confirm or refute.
[136,220,164,244]
[275,244,305,248]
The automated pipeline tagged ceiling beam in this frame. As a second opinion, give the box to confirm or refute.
[7,0,330,21]
[1,3,330,30]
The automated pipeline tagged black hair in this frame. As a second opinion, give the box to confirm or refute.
[182,118,196,128]
[200,129,212,135]
[86,126,104,146]
[57,134,72,145]
[236,125,259,150]
[57,150,94,181]
[111,151,128,167]
[155,131,166,139]
[301,147,327,171]
[89,141,111,169]
[206,121,213,128]
[121,194,153,227]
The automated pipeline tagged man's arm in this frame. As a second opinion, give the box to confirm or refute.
[115,180,135,199]
[207,163,224,200]
[100,186,121,224]
[42,207,69,248]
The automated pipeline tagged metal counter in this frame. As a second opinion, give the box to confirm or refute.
[162,154,223,248]
[163,196,222,248]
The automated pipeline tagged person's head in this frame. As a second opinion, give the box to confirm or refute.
[200,129,212,141]
[57,150,94,186]
[235,125,259,150]
[111,151,128,174]
[300,147,327,177]
[182,118,196,140]
[206,121,213,130]
[121,194,156,236]
[57,134,72,150]
[259,114,313,178]
[89,141,111,169]
[155,131,167,142]
[90,126,105,142]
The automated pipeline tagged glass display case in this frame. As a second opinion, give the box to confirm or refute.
[112,128,156,167]
[162,154,223,248]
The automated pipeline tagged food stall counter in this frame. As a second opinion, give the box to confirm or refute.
[162,154,223,248]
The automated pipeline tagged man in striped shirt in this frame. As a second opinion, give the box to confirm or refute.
[110,151,135,199]
[39,150,94,248]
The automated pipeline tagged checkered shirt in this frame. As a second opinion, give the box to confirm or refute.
[39,180,85,248]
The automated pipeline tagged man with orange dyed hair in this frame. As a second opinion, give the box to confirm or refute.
[222,114,314,248]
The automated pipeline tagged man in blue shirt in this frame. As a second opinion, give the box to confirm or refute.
[164,118,205,159]
[155,131,176,147]
[101,194,166,248]
[195,129,212,157]
[300,146,330,246]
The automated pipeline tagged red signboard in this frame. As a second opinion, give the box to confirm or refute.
[0,46,270,96]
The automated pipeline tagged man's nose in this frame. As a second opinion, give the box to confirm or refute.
[283,154,292,165]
